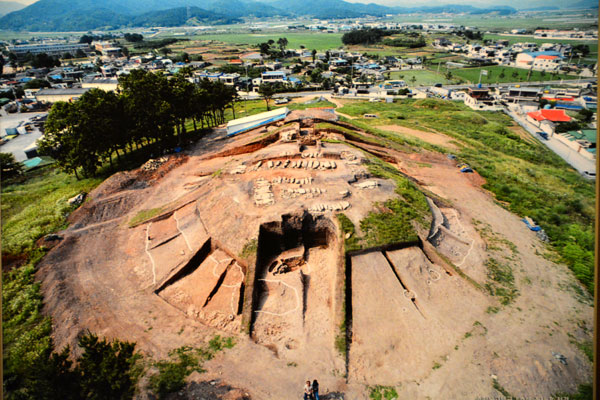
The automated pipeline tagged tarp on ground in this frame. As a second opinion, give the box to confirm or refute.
[226,107,289,137]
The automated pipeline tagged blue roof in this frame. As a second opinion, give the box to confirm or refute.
[19,77,33,82]
[526,51,563,59]
[288,77,301,82]
[50,75,62,80]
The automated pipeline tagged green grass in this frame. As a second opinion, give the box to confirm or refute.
[492,378,513,398]
[369,385,399,400]
[337,214,361,253]
[337,98,595,293]
[189,32,343,51]
[1,167,102,257]
[287,98,336,110]
[149,336,235,399]
[239,238,258,260]
[388,69,455,86]
[128,207,164,227]
[451,65,576,84]
[484,258,519,305]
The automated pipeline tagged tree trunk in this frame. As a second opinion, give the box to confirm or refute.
[231,102,236,119]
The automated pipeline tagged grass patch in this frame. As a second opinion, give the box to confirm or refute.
[492,378,513,398]
[369,385,399,400]
[239,238,258,260]
[553,383,593,400]
[452,65,575,84]
[337,214,361,253]
[485,258,519,306]
[288,98,336,110]
[128,207,164,227]
[432,361,442,370]
[570,339,593,363]
[189,32,343,51]
[149,335,235,399]
[1,167,102,257]
[388,69,457,86]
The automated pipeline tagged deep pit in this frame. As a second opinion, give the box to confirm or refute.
[248,211,345,369]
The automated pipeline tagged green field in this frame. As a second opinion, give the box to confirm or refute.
[189,32,343,51]
[451,65,577,84]
[446,13,597,30]
[388,69,456,85]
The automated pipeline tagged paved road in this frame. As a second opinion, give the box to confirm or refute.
[0,111,46,162]
[505,107,596,177]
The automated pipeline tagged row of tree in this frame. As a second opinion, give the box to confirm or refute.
[38,68,237,178]
[341,28,401,45]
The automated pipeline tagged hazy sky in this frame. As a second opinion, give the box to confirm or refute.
[10,0,563,8]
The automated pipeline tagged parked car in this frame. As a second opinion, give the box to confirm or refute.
[536,131,549,140]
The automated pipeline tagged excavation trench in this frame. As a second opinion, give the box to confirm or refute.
[247,211,344,361]
[156,238,247,330]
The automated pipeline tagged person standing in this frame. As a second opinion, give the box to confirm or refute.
[312,379,320,400]
[304,380,312,400]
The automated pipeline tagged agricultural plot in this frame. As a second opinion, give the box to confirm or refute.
[388,69,456,85]
[190,32,343,51]
[451,65,578,84]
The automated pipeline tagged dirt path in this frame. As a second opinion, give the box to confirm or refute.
[325,95,356,120]
[376,125,459,150]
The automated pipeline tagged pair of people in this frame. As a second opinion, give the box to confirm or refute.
[303,379,319,400]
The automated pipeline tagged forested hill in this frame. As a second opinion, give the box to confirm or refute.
[0,0,517,32]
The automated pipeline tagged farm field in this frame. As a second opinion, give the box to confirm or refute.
[451,65,578,84]
[388,69,456,85]
[189,32,343,51]
[447,13,597,30]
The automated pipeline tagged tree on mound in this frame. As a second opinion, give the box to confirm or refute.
[258,83,275,111]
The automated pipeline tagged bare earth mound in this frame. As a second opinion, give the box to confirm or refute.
[36,116,593,399]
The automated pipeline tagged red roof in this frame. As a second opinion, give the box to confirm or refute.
[536,55,558,60]
[229,59,243,64]
[527,109,571,122]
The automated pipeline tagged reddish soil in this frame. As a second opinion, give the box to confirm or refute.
[34,116,592,399]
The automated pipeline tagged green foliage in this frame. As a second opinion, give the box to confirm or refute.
[239,238,258,259]
[128,207,164,227]
[342,28,397,45]
[149,336,235,399]
[553,383,593,400]
[492,379,513,398]
[335,156,430,250]
[150,347,204,398]
[77,334,139,400]
[39,70,236,178]
[369,385,399,400]
[432,361,442,370]
[0,152,23,178]
[207,335,236,353]
[336,214,360,252]
[382,35,426,48]
[484,258,518,305]
[1,167,101,257]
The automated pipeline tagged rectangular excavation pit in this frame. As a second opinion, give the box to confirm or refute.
[246,211,346,365]
[156,238,248,332]
[346,243,488,385]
